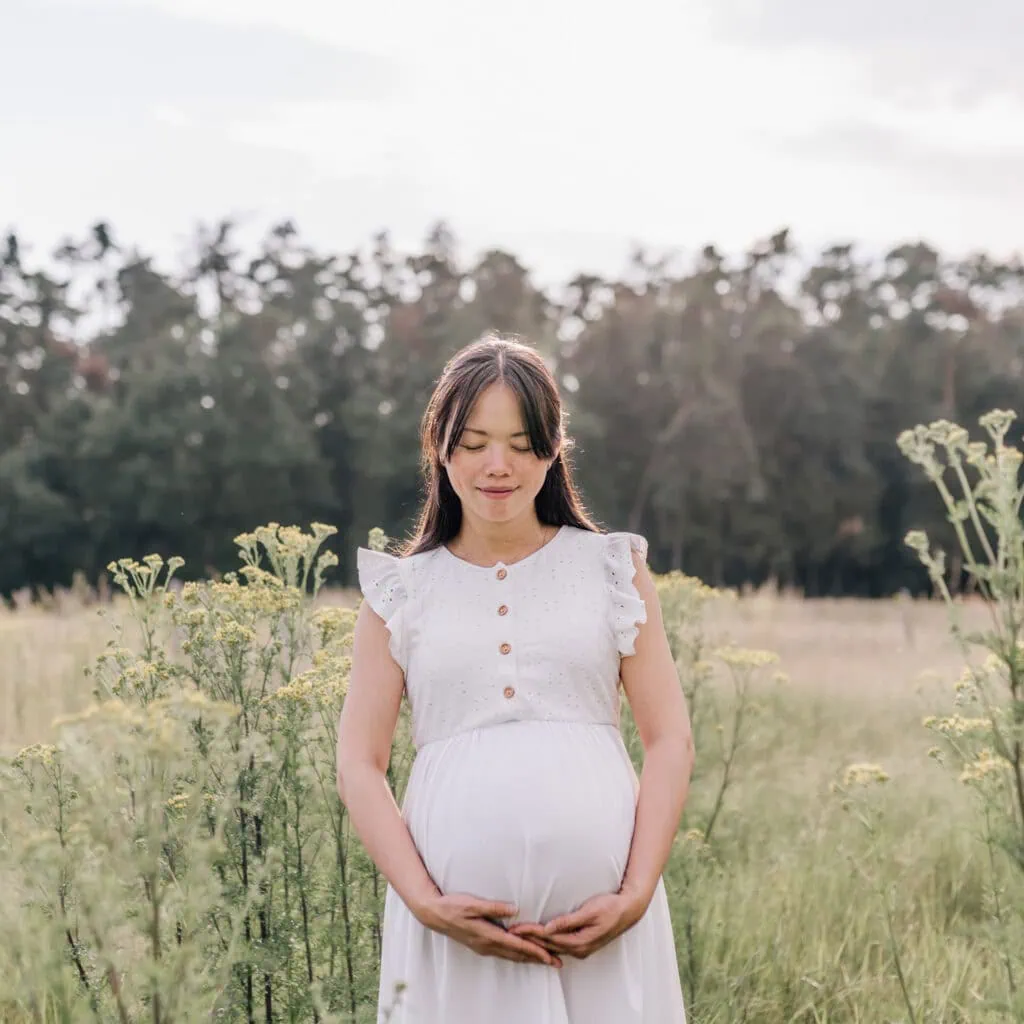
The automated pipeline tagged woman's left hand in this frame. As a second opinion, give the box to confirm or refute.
[507,890,649,960]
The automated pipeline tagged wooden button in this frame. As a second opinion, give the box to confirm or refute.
[496,567,508,580]
[503,686,515,699]
[498,604,509,616]
[499,643,512,655]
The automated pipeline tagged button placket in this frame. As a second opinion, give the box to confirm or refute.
[496,563,516,698]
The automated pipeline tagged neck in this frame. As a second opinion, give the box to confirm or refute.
[451,514,554,564]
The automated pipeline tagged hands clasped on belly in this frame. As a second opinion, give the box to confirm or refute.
[418,888,649,967]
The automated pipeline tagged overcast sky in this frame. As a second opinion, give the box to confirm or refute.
[4,0,1024,283]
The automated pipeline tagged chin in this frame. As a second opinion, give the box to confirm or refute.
[473,499,526,522]
[476,504,518,521]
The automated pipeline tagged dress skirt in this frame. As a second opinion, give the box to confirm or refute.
[377,720,687,1023]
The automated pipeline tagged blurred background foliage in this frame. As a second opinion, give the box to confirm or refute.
[3,219,1022,599]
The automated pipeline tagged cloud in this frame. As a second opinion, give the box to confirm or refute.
[705,0,1024,104]
[3,100,437,277]
[707,0,1022,50]
[776,118,1024,202]
[3,0,401,119]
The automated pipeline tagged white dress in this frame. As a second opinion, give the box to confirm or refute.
[357,525,687,1024]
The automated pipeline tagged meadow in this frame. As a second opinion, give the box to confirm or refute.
[0,557,1006,1023]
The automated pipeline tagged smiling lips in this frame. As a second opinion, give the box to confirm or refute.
[479,486,517,500]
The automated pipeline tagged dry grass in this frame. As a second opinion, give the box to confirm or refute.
[0,585,998,1021]
[1,586,978,754]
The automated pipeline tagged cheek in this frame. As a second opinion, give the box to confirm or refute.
[444,458,471,492]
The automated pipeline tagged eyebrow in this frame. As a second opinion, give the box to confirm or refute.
[463,428,530,438]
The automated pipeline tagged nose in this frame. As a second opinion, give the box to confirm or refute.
[484,444,513,475]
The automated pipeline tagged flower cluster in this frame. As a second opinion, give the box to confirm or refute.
[714,646,779,669]
[841,763,890,788]
[922,714,991,737]
[959,748,1008,786]
[11,742,58,771]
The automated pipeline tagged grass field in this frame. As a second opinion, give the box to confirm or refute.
[0,584,1005,1022]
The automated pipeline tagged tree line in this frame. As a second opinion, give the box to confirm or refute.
[1,219,1022,600]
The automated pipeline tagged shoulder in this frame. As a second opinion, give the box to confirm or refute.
[604,530,648,562]
[569,528,653,655]
[357,543,442,597]
[357,545,440,590]
[557,528,651,601]
[564,526,648,563]
[600,531,650,594]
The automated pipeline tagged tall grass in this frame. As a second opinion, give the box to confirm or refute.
[0,414,1019,1024]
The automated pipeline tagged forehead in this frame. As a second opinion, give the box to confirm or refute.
[463,382,526,431]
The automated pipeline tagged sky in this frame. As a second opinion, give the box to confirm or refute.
[4,0,1024,284]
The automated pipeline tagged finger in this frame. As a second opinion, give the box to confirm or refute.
[504,949,562,967]
[504,935,562,967]
[548,921,600,945]
[543,909,593,935]
[529,935,566,956]
[533,937,567,956]
[509,923,573,956]
[509,927,560,949]
[508,924,578,955]
[479,922,559,966]
[473,900,519,920]
[506,938,559,966]
[559,926,608,958]
[500,945,557,966]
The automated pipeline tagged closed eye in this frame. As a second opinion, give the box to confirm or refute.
[460,444,533,453]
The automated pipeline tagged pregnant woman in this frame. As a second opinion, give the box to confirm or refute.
[336,332,694,1023]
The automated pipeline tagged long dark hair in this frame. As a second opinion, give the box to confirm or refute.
[401,332,599,556]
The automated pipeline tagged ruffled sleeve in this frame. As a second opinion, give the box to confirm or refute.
[605,532,649,657]
[356,548,410,673]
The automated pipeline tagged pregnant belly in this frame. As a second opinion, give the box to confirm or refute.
[402,720,638,925]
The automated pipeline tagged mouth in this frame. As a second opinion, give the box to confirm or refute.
[478,486,517,499]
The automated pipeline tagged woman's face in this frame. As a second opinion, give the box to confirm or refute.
[443,382,556,529]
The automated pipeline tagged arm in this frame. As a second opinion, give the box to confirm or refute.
[616,547,695,910]
[335,601,440,921]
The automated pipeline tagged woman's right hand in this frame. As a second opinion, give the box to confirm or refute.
[417,893,562,968]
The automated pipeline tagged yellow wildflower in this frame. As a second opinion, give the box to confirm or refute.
[212,621,257,647]
[923,714,989,737]
[842,763,890,787]
[960,748,1007,785]
[12,743,58,770]
[714,646,779,669]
